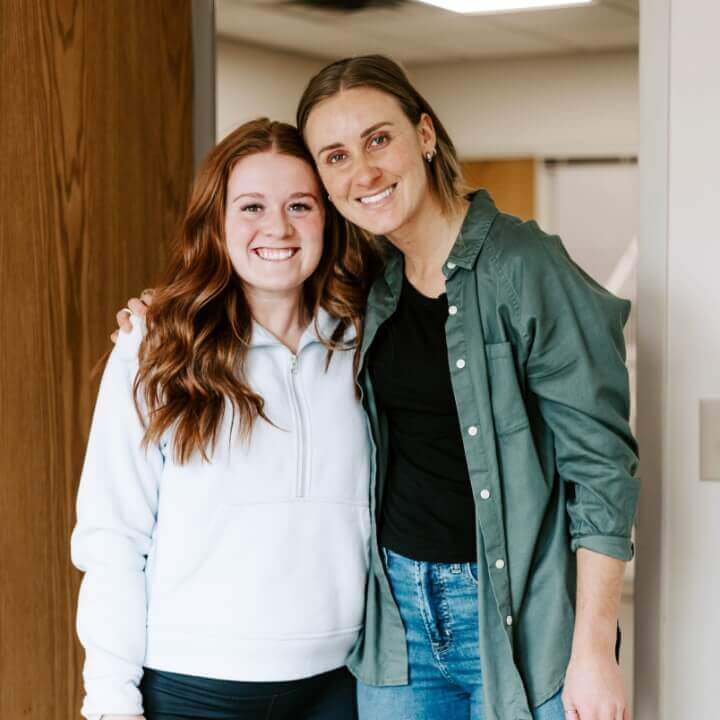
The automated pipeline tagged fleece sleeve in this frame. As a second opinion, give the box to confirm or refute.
[71,315,162,719]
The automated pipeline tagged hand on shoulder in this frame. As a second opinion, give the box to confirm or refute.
[111,289,155,343]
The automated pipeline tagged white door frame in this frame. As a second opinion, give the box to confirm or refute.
[634,0,670,718]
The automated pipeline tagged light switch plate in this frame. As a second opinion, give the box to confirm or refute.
[700,398,720,481]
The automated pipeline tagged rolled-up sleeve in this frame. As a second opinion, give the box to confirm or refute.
[522,234,640,561]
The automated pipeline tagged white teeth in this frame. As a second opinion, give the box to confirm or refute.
[255,248,296,261]
[360,185,395,205]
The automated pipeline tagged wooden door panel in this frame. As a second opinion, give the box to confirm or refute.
[0,2,193,717]
[462,158,536,220]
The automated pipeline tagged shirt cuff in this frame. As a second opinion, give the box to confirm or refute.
[570,534,634,561]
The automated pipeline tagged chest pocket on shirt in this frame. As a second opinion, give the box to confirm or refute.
[485,342,530,436]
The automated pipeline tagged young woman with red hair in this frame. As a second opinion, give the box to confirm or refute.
[72,118,381,720]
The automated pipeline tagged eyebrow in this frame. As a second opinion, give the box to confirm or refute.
[231,191,319,204]
[316,122,394,158]
[232,192,264,203]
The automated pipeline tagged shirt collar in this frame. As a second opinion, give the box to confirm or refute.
[379,190,499,291]
[444,190,499,273]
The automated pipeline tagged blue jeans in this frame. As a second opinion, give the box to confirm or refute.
[357,549,565,720]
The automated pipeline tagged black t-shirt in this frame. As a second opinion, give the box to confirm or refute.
[369,274,476,563]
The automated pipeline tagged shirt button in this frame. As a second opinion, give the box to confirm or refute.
[468,425,478,437]
[447,261,456,269]
[480,489,490,500]
[506,615,513,626]
[495,559,505,570]
[448,305,458,315]
[456,358,466,369]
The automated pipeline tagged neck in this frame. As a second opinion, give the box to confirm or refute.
[245,287,309,354]
[387,193,469,282]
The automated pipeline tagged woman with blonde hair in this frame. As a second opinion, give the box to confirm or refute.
[295,54,638,720]
[72,118,381,720]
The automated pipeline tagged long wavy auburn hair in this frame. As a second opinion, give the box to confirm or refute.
[134,118,382,464]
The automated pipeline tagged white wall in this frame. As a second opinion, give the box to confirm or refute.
[407,52,638,159]
[216,38,324,140]
[636,1,720,718]
[217,39,638,159]
[664,0,720,715]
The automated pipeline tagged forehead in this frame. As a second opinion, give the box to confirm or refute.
[227,151,319,193]
[305,87,409,145]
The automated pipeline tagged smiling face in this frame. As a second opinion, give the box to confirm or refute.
[224,151,325,305]
[303,86,436,238]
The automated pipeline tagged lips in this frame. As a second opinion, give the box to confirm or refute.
[358,183,397,205]
[253,247,299,261]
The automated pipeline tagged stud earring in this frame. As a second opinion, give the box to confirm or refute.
[425,152,433,163]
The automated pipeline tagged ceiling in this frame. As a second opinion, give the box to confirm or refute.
[216,0,638,64]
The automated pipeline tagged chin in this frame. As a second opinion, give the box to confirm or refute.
[351,209,403,237]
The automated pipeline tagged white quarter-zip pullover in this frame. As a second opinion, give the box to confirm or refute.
[72,311,371,719]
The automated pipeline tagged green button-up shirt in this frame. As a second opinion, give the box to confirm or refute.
[347,191,640,720]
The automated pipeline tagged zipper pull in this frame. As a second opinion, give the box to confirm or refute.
[290,354,298,373]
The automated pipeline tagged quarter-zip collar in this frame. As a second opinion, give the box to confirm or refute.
[249,307,340,353]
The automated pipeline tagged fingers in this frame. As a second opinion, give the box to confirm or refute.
[562,704,626,720]
[140,288,155,306]
[116,308,132,333]
[127,297,148,317]
[116,287,153,337]
[562,691,579,718]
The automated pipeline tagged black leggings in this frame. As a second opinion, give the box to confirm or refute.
[140,666,358,720]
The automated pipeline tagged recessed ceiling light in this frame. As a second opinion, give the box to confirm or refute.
[414,0,594,14]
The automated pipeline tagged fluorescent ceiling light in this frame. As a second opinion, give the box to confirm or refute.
[415,0,594,13]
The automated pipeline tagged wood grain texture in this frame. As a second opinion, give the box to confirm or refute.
[462,158,536,220]
[0,1,193,716]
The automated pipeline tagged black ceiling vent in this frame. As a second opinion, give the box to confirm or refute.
[287,0,407,12]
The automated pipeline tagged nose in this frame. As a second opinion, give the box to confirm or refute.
[262,208,292,240]
[353,154,383,188]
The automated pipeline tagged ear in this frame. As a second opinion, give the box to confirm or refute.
[417,112,437,154]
